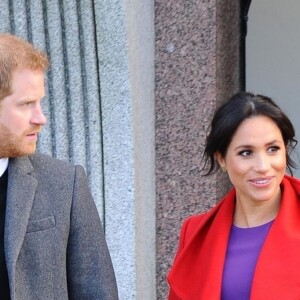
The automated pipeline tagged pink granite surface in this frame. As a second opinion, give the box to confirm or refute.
[155,0,240,298]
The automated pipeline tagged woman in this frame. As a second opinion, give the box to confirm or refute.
[167,92,300,300]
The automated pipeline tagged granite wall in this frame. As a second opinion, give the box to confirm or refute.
[155,0,241,298]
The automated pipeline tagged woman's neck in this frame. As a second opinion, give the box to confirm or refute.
[233,193,281,228]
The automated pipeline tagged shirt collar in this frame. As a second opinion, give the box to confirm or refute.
[0,158,9,177]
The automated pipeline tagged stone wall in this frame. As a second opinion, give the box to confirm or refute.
[155,0,241,298]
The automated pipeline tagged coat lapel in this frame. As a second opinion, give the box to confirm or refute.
[168,190,235,299]
[251,176,300,299]
[168,175,300,299]
[4,156,38,294]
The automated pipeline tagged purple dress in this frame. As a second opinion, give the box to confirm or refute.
[221,220,273,300]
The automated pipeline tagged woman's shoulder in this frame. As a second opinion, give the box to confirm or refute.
[179,189,236,244]
[179,206,218,240]
[183,202,220,226]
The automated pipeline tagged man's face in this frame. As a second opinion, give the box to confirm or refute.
[0,68,47,158]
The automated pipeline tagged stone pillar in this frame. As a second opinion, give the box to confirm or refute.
[0,1,156,299]
[155,0,241,298]
[97,0,156,298]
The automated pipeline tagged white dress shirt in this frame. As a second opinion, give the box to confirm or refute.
[0,158,8,177]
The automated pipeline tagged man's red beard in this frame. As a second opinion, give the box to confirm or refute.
[0,123,41,158]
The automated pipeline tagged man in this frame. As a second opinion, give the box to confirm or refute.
[0,34,118,299]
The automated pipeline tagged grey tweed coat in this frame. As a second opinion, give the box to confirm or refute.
[5,153,118,300]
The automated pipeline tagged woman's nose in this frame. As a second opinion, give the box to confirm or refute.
[254,154,270,172]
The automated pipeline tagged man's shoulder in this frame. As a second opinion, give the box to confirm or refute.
[28,152,72,166]
[28,152,77,176]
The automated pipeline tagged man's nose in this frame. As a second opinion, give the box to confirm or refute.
[31,105,47,125]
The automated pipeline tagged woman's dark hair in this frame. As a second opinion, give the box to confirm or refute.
[202,92,298,175]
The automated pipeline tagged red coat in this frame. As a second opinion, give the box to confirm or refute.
[167,175,300,300]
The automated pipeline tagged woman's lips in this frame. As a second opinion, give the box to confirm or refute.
[249,176,274,187]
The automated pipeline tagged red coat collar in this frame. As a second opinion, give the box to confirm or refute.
[168,175,300,300]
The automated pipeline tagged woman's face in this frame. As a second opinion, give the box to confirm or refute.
[216,116,286,206]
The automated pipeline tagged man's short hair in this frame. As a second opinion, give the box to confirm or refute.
[0,33,49,100]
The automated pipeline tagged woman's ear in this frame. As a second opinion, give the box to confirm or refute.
[215,152,226,172]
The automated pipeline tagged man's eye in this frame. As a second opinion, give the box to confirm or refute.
[19,101,30,106]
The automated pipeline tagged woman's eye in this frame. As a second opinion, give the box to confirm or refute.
[268,146,280,153]
[238,150,252,157]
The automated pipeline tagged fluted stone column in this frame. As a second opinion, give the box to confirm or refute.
[0,1,155,299]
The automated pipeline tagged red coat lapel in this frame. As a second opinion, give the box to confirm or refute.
[251,176,300,299]
[168,176,300,300]
[168,189,236,299]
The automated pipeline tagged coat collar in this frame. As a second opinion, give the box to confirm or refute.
[4,156,38,295]
[168,175,300,300]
